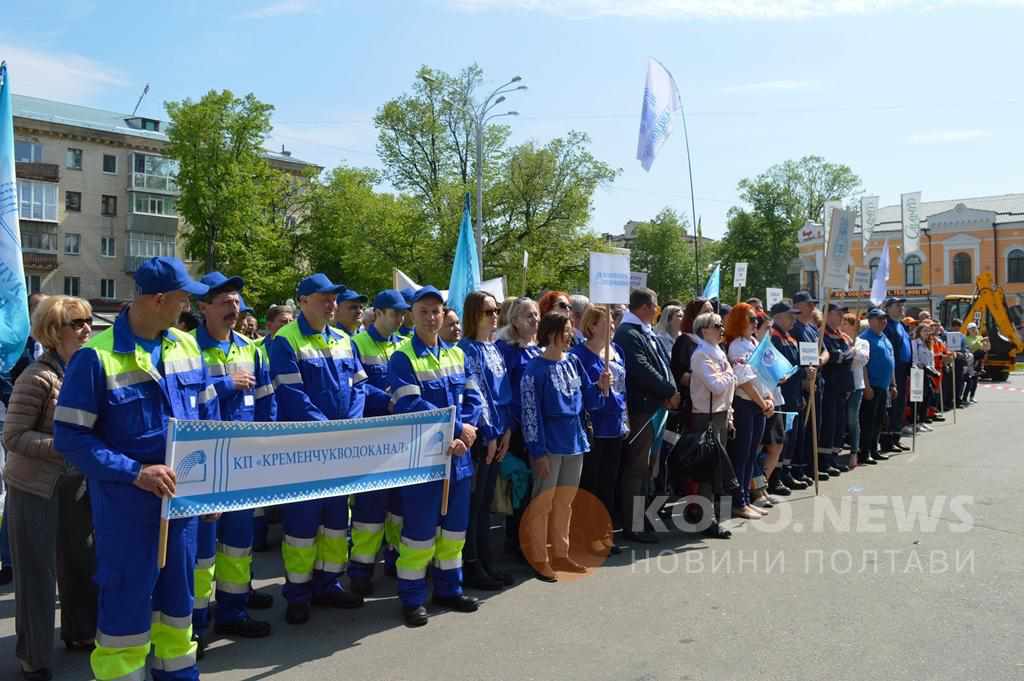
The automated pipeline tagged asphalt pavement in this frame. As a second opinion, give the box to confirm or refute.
[2,375,1022,681]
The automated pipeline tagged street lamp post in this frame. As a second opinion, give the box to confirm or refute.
[421,74,526,271]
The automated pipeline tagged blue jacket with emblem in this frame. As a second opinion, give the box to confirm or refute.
[457,338,512,444]
[520,352,605,459]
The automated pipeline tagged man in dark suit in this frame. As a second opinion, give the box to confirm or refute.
[613,288,680,543]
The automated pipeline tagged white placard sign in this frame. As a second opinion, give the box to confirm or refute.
[945,331,964,352]
[852,267,871,291]
[589,251,631,304]
[799,341,819,366]
[733,262,748,288]
[630,271,648,290]
[909,367,925,403]
[765,288,784,308]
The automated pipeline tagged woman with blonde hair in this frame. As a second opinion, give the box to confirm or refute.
[4,295,97,680]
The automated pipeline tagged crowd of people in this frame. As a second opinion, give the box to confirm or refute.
[0,256,990,681]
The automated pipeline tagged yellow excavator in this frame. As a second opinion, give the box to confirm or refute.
[938,271,1024,382]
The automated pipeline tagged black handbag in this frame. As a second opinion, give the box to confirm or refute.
[668,393,739,495]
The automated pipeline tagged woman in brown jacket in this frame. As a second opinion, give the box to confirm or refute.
[4,295,97,681]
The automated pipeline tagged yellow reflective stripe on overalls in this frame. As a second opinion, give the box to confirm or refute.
[215,542,252,593]
[149,611,196,672]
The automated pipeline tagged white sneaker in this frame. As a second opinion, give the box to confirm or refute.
[902,426,915,436]
[918,424,933,432]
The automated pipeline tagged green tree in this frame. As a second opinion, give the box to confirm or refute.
[165,90,276,272]
[485,131,619,294]
[629,208,698,300]
[745,155,861,225]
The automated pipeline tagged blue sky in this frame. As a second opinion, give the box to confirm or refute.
[3,0,1023,239]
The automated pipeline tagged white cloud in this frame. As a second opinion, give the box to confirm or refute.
[907,129,992,144]
[242,0,317,19]
[0,43,127,101]
[446,0,1024,19]
[721,80,813,93]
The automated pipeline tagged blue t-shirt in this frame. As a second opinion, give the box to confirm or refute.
[884,318,912,364]
[860,329,895,389]
[135,335,162,372]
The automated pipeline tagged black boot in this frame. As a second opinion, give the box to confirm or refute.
[432,593,479,612]
[768,470,791,496]
[403,605,428,627]
[780,469,807,490]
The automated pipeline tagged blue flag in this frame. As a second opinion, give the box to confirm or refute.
[636,58,681,172]
[0,63,29,372]
[703,263,720,300]
[446,193,480,319]
[747,329,798,397]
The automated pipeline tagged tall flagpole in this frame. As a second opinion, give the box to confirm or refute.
[676,80,700,296]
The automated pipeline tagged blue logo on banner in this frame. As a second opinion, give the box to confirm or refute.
[177,450,208,483]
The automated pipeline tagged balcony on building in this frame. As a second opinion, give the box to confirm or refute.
[20,220,58,272]
[15,161,59,183]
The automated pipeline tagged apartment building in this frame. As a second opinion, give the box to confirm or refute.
[12,94,317,315]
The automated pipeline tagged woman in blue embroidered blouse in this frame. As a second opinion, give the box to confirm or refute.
[457,291,513,590]
[521,313,610,582]
[495,297,541,560]
[569,306,628,555]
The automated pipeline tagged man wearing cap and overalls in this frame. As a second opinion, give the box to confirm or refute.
[388,286,481,627]
[269,273,385,625]
[347,289,410,595]
[190,273,275,654]
[397,287,417,339]
[335,288,368,336]
[54,256,220,681]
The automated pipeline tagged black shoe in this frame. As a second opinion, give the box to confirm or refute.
[20,668,52,681]
[403,605,429,627]
[834,463,850,473]
[285,602,310,625]
[859,454,878,465]
[312,590,364,609]
[701,522,732,539]
[892,442,910,452]
[532,563,558,582]
[799,474,816,486]
[0,566,12,586]
[932,414,946,421]
[432,593,479,612]
[550,557,588,574]
[247,589,273,610]
[780,471,807,490]
[768,471,792,496]
[825,466,841,477]
[215,616,272,638]
[873,451,890,461]
[463,563,503,591]
[192,631,208,660]
[816,470,830,481]
[623,531,658,544]
[349,575,374,597]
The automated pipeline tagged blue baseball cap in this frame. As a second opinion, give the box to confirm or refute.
[411,285,444,305]
[373,289,411,311]
[199,271,244,298]
[239,295,254,314]
[134,257,209,296]
[297,273,345,298]
[399,287,417,305]
[867,307,887,319]
[792,290,818,305]
[337,289,368,304]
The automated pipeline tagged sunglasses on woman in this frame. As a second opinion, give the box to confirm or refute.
[65,317,93,330]
[482,308,499,317]
[555,301,571,311]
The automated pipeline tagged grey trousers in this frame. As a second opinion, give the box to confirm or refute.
[7,475,97,670]
[524,455,584,563]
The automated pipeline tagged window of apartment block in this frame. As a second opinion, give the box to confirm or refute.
[65,190,82,212]
[64,232,81,255]
[21,223,57,252]
[102,154,118,174]
[25,275,41,295]
[133,192,177,217]
[101,236,116,258]
[101,279,116,299]
[953,252,972,284]
[66,148,83,170]
[17,180,58,221]
[101,195,118,217]
[63,276,80,297]
[15,140,43,162]
[132,153,179,193]
[129,233,176,258]
[904,255,922,287]
[1009,249,1024,283]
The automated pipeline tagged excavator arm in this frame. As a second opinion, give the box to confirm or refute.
[959,272,1024,380]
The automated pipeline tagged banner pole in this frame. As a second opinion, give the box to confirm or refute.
[158,418,177,569]
[736,286,742,305]
[604,304,612,365]
[441,408,455,516]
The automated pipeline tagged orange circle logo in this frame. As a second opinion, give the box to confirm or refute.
[518,486,613,582]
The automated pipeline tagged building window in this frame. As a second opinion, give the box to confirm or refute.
[129,233,176,258]
[63,276,80,297]
[66,148,83,170]
[870,257,881,283]
[100,279,116,299]
[904,255,922,287]
[101,195,118,217]
[14,140,43,162]
[25,275,41,294]
[102,154,118,174]
[21,223,57,252]
[131,153,179,193]
[132,192,178,217]
[101,236,116,258]
[952,252,972,284]
[17,180,58,221]
[65,190,82,212]
[64,233,81,255]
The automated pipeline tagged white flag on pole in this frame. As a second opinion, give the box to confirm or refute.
[870,240,891,306]
[636,58,681,172]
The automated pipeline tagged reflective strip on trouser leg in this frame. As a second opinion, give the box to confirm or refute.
[349,521,385,566]
[349,489,389,575]
[384,512,403,551]
[150,611,196,673]
[93,630,150,681]
[192,518,216,634]
[314,526,349,574]
[282,534,316,584]
[396,481,443,607]
[215,509,254,624]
